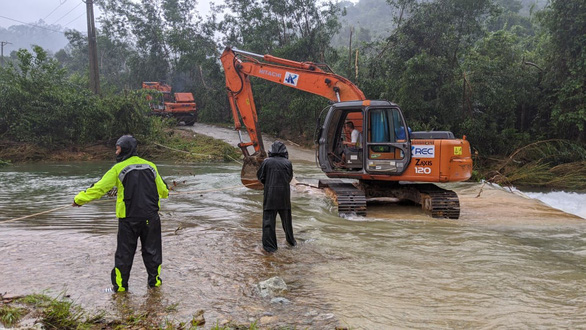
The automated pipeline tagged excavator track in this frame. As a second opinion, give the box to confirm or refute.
[318,179,367,216]
[359,182,461,219]
[416,184,460,219]
[319,180,460,219]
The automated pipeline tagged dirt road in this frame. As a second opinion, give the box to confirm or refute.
[180,123,315,162]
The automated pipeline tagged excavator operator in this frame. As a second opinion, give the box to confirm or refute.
[336,121,362,168]
[342,121,362,150]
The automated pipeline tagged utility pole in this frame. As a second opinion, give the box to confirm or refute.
[348,27,353,77]
[85,0,100,94]
[1,41,11,67]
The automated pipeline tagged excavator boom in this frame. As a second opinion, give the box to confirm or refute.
[220,47,366,188]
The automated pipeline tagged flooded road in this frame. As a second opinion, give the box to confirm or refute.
[1,133,586,328]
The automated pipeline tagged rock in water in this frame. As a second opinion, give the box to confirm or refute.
[257,276,288,298]
[191,309,205,326]
[270,297,291,304]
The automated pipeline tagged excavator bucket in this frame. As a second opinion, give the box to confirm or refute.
[240,154,265,190]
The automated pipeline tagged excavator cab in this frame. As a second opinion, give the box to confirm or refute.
[318,100,411,176]
[326,109,363,170]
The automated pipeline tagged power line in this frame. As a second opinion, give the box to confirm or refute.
[52,1,83,25]
[44,0,68,20]
[65,12,86,26]
[0,15,64,33]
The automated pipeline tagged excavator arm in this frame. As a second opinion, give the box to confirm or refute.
[220,46,366,188]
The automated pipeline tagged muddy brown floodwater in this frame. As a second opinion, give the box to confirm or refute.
[1,124,585,329]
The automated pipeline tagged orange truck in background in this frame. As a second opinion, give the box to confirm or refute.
[142,82,198,126]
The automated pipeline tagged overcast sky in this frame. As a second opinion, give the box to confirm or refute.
[0,0,213,33]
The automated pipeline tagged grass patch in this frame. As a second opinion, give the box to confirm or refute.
[4,293,274,329]
[143,128,242,163]
[13,293,104,329]
[210,320,260,330]
[18,293,53,306]
[0,304,28,327]
[478,140,586,191]
[0,126,241,165]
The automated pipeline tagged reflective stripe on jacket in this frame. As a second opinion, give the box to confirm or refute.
[74,156,169,218]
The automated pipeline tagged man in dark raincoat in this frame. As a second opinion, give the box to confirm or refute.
[72,135,169,292]
[256,141,296,253]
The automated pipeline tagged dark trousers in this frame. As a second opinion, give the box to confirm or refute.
[262,209,296,253]
[111,215,162,291]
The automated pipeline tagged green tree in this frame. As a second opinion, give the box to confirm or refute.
[460,30,539,154]
[539,0,586,142]
[220,0,340,59]
[0,46,155,147]
[218,0,341,137]
[56,30,135,92]
[99,0,172,83]
[97,0,225,121]
[364,0,496,138]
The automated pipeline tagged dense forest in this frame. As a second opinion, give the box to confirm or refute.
[0,0,585,186]
[331,0,547,49]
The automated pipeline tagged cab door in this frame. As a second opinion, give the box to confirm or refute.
[363,106,411,175]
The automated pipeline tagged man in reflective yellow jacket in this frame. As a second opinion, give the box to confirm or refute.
[73,135,169,292]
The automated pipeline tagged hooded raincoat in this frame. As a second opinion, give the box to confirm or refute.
[257,141,293,210]
[256,141,295,252]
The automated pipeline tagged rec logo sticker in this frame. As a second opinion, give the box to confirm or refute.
[411,145,435,158]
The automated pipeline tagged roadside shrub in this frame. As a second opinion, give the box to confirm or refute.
[0,46,156,148]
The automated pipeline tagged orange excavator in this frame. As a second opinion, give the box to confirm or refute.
[220,47,473,218]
